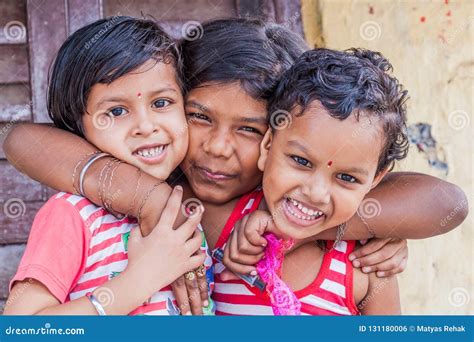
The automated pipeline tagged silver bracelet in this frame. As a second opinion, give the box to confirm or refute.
[86,292,107,316]
[78,152,109,196]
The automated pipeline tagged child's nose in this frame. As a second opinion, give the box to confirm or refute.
[132,110,159,137]
[304,175,331,205]
[203,130,233,158]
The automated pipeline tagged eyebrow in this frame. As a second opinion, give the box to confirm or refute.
[186,100,208,112]
[96,87,177,108]
[287,140,369,176]
[187,100,267,125]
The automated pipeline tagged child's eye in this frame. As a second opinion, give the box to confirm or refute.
[239,126,262,134]
[336,173,357,183]
[108,107,128,117]
[152,99,171,108]
[187,112,211,122]
[291,155,312,168]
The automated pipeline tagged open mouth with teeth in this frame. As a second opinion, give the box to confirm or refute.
[133,144,168,164]
[282,197,326,227]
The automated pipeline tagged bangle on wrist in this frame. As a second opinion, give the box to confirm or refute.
[86,292,107,315]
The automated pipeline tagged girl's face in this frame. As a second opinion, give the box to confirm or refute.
[258,101,388,241]
[82,60,188,180]
[181,82,268,204]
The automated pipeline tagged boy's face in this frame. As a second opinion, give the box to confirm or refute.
[82,60,188,180]
[258,101,388,241]
[181,82,268,204]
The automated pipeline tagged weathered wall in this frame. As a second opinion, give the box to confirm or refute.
[302,0,473,314]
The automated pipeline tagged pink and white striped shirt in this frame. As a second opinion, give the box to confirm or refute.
[211,189,360,316]
[11,192,213,315]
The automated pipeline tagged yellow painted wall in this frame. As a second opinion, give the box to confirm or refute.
[301,0,473,314]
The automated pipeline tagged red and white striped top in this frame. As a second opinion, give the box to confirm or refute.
[211,189,360,316]
[11,192,213,315]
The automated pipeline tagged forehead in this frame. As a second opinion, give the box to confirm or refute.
[90,60,179,97]
[278,101,385,168]
[186,82,267,119]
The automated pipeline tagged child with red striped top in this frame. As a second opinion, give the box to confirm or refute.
[218,48,412,315]
[5,17,211,315]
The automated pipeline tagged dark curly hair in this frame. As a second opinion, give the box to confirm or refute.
[269,48,409,174]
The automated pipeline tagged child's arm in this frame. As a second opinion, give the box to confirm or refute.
[4,125,468,238]
[359,274,401,315]
[3,123,176,236]
[3,124,209,315]
[221,210,408,279]
[4,187,205,315]
[321,171,469,240]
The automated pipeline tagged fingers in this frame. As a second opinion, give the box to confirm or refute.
[349,238,392,261]
[178,208,204,243]
[223,238,258,275]
[229,227,263,265]
[353,241,408,274]
[153,186,183,234]
[184,270,203,315]
[184,229,204,256]
[242,216,268,250]
[195,264,209,307]
[369,256,408,277]
[171,276,191,315]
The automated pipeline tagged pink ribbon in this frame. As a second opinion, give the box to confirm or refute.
[257,233,301,315]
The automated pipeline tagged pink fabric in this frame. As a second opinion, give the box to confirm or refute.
[9,194,90,303]
[256,233,301,315]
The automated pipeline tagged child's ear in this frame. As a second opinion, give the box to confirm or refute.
[257,129,273,172]
[369,167,390,191]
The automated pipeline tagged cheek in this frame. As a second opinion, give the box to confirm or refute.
[331,188,367,221]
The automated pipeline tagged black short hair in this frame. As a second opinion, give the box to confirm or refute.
[47,16,182,136]
[269,48,409,173]
[180,17,308,101]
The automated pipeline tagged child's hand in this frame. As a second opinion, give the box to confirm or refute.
[126,186,206,296]
[221,210,274,280]
[349,238,408,277]
[170,243,210,316]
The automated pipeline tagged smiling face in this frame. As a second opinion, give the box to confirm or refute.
[82,60,188,180]
[180,82,268,204]
[258,101,389,241]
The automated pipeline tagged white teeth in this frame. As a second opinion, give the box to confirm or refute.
[287,197,324,220]
[136,146,164,158]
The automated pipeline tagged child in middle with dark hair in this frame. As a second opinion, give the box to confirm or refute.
[4,18,468,315]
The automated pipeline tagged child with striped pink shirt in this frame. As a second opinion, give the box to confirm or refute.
[4,16,210,316]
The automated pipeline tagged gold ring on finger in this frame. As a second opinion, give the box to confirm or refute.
[185,271,196,281]
[195,264,206,277]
